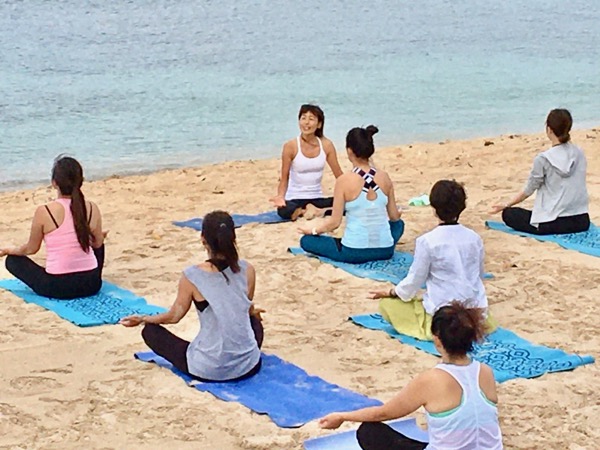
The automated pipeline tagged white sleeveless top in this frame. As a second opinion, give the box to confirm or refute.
[426,361,503,450]
[285,136,327,200]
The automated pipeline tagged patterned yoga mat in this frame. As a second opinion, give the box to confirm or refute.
[289,247,493,284]
[351,314,595,383]
[0,279,165,327]
[486,221,600,258]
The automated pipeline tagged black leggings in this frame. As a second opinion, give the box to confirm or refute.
[141,315,264,382]
[502,207,590,235]
[277,197,334,220]
[356,422,427,450]
[5,245,105,299]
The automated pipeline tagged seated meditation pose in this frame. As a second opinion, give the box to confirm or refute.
[298,125,404,264]
[491,108,590,234]
[0,156,105,299]
[270,104,343,220]
[371,180,494,340]
[319,302,503,450]
[120,211,264,382]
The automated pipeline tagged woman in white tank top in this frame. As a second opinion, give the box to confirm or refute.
[270,104,343,220]
[318,302,503,450]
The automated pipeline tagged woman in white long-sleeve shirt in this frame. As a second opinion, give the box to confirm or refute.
[371,180,496,340]
[490,109,590,235]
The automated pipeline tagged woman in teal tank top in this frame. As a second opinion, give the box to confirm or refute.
[298,125,404,264]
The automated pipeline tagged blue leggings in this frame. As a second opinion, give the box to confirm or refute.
[300,220,404,264]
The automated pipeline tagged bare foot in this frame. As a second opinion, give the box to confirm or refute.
[303,204,325,220]
[290,208,304,221]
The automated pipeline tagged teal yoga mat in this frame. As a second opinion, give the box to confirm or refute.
[0,279,165,327]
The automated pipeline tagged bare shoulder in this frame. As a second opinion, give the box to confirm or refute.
[375,168,393,188]
[282,139,297,158]
[320,136,337,153]
[479,363,496,387]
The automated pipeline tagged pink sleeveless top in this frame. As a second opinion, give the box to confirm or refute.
[44,198,98,275]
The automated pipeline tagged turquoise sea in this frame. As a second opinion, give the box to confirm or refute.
[1,0,599,190]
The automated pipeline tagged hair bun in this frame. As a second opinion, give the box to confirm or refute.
[365,125,379,137]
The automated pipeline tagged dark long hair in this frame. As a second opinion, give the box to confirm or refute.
[298,104,325,137]
[52,156,91,252]
[546,108,573,144]
[346,125,379,159]
[201,211,240,280]
[431,302,485,357]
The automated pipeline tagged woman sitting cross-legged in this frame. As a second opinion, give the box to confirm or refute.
[270,104,343,220]
[490,108,590,235]
[0,156,105,299]
[371,180,495,340]
[319,302,503,450]
[120,211,264,382]
[298,125,404,264]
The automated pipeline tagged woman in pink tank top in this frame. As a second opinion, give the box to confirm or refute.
[0,156,106,299]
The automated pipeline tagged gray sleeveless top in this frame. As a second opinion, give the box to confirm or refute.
[183,260,261,381]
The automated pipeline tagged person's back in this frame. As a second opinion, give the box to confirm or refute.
[341,167,394,249]
[318,302,503,450]
[418,224,487,313]
[531,142,588,225]
[184,260,261,381]
[45,198,98,275]
[426,361,502,450]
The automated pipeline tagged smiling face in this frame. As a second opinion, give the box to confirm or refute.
[298,111,322,137]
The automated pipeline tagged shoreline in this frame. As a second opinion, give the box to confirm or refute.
[4,123,598,195]
[1,127,599,449]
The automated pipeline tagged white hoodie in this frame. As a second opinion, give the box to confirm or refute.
[524,142,589,226]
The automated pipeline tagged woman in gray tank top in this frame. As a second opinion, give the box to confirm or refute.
[120,211,264,382]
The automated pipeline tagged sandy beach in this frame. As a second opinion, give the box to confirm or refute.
[1,128,599,449]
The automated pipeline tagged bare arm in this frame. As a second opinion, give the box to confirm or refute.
[1,206,46,257]
[324,139,343,178]
[299,176,346,235]
[246,262,256,300]
[89,202,104,248]
[271,143,295,206]
[384,173,402,221]
[120,274,194,327]
[319,372,430,429]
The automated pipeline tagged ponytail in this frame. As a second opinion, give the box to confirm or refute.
[52,156,92,252]
[202,211,240,281]
[546,109,573,144]
[71,187,91,252]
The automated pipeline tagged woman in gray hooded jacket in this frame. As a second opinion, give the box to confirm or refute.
[490,109,590,235]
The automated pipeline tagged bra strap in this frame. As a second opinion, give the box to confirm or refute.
[44,205,60,229]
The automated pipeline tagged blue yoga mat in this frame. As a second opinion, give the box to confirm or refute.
[486,221,600,257]
[0,279,166,327]
[174,211,288,230]
[304,418,428,450]
[289,248,493,284]
[351,314,594,383]
[135,351,382,428]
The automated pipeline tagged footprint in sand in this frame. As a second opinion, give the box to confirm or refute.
[10,376,64,394]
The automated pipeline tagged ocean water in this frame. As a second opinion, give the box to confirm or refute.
[1,0,599,190]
